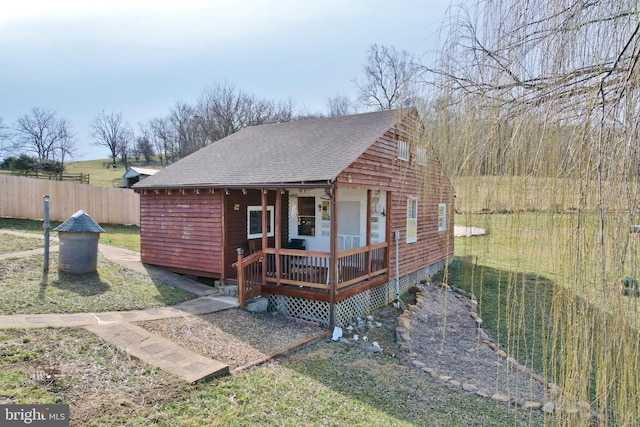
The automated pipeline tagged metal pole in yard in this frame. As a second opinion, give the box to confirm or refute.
[43,195,50,273]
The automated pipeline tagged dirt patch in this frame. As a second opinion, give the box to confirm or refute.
[136,309,325,369]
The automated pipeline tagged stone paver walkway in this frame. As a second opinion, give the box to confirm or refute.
[86,322,229,382]
[0,230,238,382]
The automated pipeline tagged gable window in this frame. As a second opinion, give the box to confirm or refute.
[438,203,447,231]
[398,139,409,161]
[417,147,426,165]
[407,197,418,243]
[297,196,316,236]
[247,206,274,239]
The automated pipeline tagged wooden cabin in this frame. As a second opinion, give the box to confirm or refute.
[133,108,454,327]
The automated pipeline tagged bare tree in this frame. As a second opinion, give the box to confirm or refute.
[149,117,173,165]
[145,83,295,163]
[14,107,75,164]
[0,117,9,158]
[326,94,355,116]
[168,101,200,158]
[354,44,417,110]
[195,82,294,144]
[135,123,155,163]
[91,111,133,167]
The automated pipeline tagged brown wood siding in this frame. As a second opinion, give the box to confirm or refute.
[223,190,289,280]
[337,111,454,279]
[140,191,222,277]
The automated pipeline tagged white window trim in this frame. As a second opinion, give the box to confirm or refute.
[438,203,447,232]
[407,196,418,243]
[398,139,409,161]
[417,147,426,165]
[247,205,275,239]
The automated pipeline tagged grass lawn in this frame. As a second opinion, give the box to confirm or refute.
[0,254,194,315]
[451,212,640,425]
[0,234,43,254]
[0,216,547,426]
[0,223,190,314]
[0,328,544,426]
[0,218,141,252]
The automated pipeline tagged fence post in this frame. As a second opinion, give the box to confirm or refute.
[43,195,50,273]
[236,248,245,308]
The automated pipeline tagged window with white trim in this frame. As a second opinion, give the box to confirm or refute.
[398,139,409,160]
[417,147,426,165]
[438,203,447,231]
[247,206,274,239]
[297,196,316,236]
[407,197,418,243]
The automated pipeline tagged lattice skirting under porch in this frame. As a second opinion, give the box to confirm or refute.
[267,257,453,328]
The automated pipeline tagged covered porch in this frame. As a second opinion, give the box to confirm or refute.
[234,185,390,328]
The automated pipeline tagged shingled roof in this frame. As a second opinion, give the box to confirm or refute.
[134,108,411,189]
[54,210,105,233]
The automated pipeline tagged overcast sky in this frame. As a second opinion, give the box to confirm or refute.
[1,0,453,161]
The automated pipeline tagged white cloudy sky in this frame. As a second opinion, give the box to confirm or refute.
[0,0,453,160]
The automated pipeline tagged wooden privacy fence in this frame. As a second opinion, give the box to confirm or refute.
[0,175,140,225]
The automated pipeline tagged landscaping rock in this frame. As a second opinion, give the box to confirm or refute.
[542,402,555,413]
[397,317,411,329]
[412,360,426,368]
[462,383,478,392]
[476,388,492,398]
[492,393,511,403]
[332,327,342,341]
[245,297,268,313]
[523,401,542,410]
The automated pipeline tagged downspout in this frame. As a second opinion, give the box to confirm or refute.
[394,230,400,309]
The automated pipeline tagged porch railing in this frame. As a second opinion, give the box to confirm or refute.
[234,250,264,308]
[236,243,388,299]
[336,242,388,289]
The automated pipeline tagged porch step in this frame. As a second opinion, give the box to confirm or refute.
[222,285,238,297]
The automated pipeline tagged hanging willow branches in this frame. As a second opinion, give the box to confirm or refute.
[426,0,639,114]
[423,1,640,425]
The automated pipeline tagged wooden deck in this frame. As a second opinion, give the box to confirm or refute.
[235,243,388,307]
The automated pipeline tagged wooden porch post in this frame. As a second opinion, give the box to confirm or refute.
[275,189,282,284]
[329,187,338,329]
[261,189,268,286]
[237,249,245,308]
[366,190,372,275]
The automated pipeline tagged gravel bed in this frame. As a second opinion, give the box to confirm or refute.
[136,309,324,369]
[403,283,548,405]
